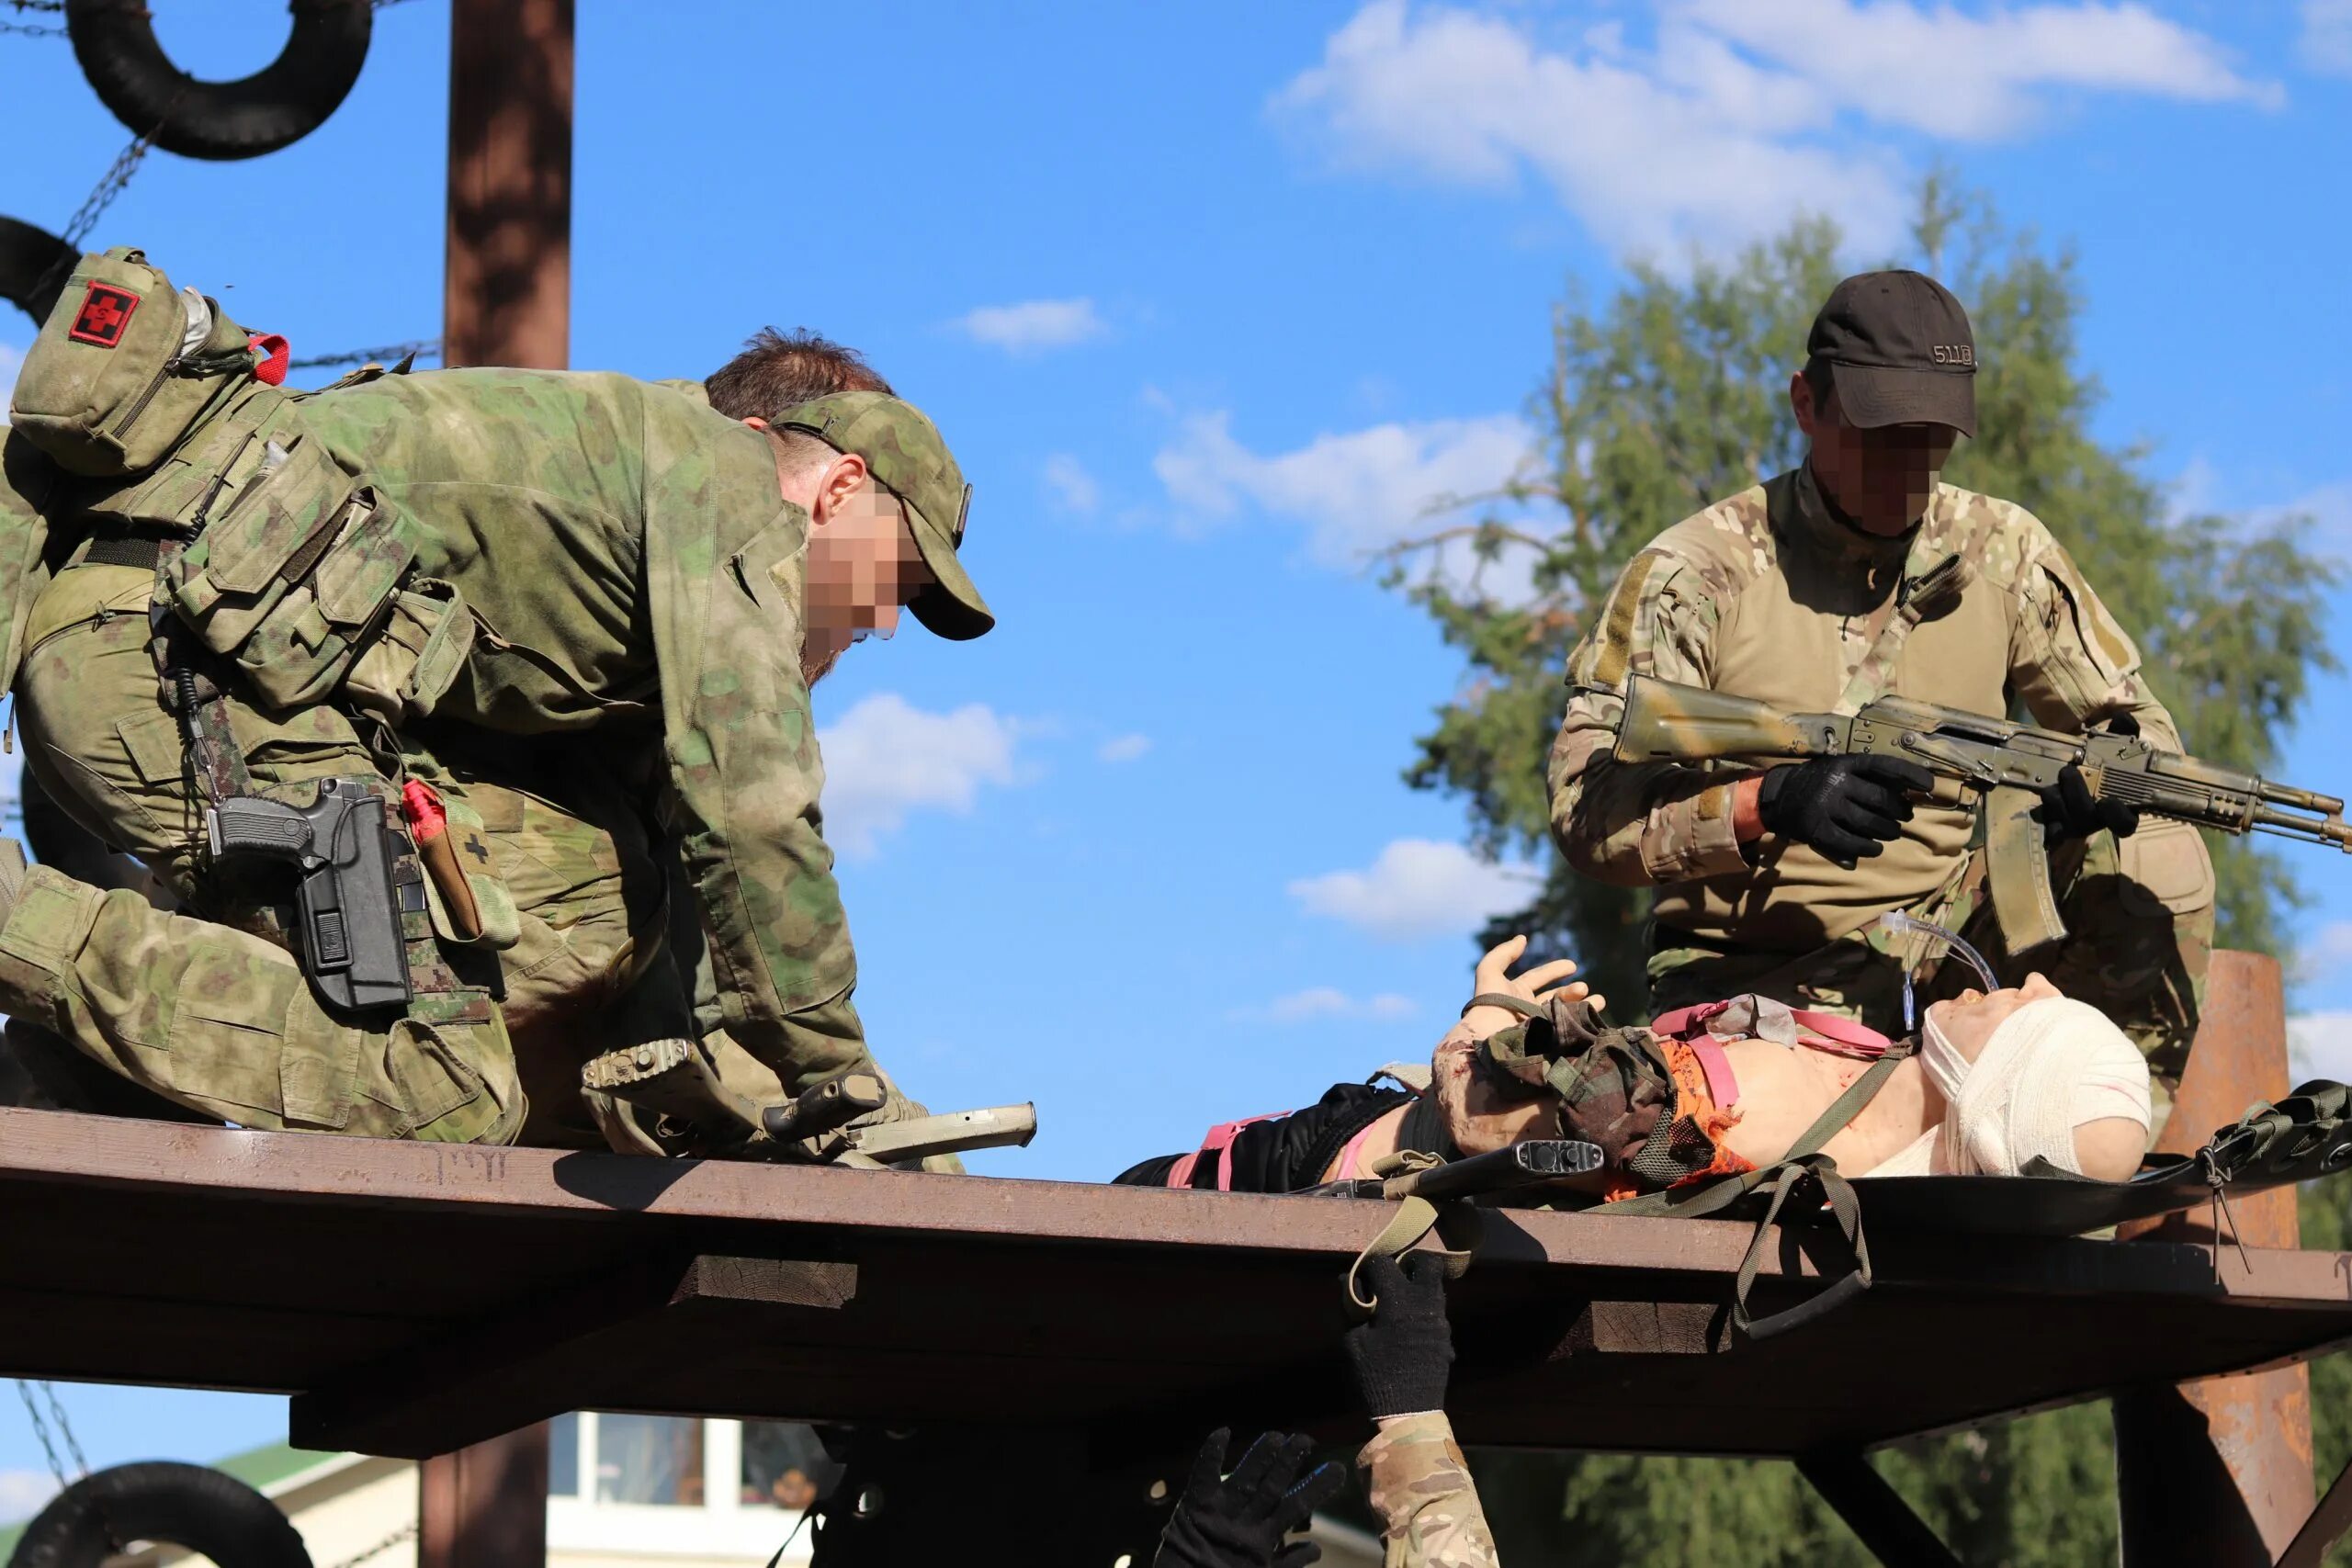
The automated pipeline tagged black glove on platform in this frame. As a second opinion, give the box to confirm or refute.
[1757,755,1934,869]
[1343,1252,1454,1419]
[1155,1428,1343,1568]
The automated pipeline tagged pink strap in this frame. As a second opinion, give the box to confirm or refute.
[1333,1114,1387,1181]
[1650,1000,1893,1060]
[1684,1036,1741,1108]
[1164,1112,1284,1190]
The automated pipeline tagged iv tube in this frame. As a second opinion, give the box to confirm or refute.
[1879,908,2002,1032]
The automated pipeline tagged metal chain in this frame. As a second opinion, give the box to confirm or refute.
[288,339,441,372]
[61,130,161,247]
[14,1379,88,1492]
[322,1521,419,1568]
[0,18,65,36]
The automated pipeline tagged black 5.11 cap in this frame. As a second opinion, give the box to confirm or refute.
[1806,269,1976,438]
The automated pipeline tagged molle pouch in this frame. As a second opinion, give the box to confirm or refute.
[165,426,424,711]
[407,787,521,952]
[344,579,478,726]
[9,248,263,478]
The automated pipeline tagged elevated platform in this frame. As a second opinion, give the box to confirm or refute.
[0,1105,2344,1466]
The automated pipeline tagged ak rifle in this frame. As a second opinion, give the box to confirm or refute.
[1610,673,2352,951]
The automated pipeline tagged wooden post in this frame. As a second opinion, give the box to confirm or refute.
[419,1427,549,1568]
[420,6,571,1563]
[443,0,573,370]
[2113,950,2314,1565]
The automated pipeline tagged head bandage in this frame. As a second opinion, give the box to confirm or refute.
[1882,996,2151,1177]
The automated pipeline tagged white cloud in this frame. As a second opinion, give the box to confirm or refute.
[0,343,22,424]
[1155,408,1530,566]
[2290,1012,2352,1087]
[818,693,1022,858]
[0,1467,56,1522]
[1289,837,1541,942]
[1044,453,1101,515]
[1690,0,2278,138]
[1098,733,1152,764]
[2303,0,2352,75]
[955,298,1106,355]
[1275,0,2274,259]
[1234,987,1421,1024]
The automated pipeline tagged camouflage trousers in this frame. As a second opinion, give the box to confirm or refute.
[6,562,724,1144]
[1649,818,2216,1123]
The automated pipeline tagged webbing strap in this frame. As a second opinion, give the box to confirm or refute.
[1604,1045,1907,1336]
[1731,1156,1871,1341]
[1344,1191,1481,1314]
[1461,990,1544,1021]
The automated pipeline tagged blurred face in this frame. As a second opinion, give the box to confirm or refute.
[1924,972,2063,1061]
[1792,374,1958,536]
[792,457,933,685]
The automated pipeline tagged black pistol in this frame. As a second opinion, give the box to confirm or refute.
[206,779,415,1013]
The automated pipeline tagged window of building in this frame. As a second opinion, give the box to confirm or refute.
[596,1414,706,1506]
[739,1421,838,1512]
[546,1415,824,1564]
[548,1412,578,1498]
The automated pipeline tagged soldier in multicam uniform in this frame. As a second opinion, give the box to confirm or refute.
[0,282,989,1144]
[1150,1254,1498,1568]
[1547,270,2213,1116]
[1347,1254,1498,1568]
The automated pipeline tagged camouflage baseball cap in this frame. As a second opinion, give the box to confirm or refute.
[776,391,994,640]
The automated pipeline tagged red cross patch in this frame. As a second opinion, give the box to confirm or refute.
[67,281,141,348]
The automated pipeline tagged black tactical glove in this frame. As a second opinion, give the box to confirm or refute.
[1756,755,1934,869]
[1343,1252,1454,1418]
[2041,761,2140,845]
[1155,1428,1344,1568]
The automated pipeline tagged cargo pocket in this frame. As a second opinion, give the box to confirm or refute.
[168,937,360,1130]
[343,579,477,726]
[2117,819,2215,919]
[384,1015,500,1142]
[116,705,185,787]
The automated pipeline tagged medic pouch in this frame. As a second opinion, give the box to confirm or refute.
[9,248,266,478]
[88,391,469,719]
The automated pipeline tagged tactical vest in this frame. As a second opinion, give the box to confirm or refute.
[9,247,472,725]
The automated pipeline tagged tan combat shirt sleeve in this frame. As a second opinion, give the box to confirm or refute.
[1360,1412,1499,1568]
[0,436,59,694]
[639,397,868,1091]
[2006,522,2184,749]
[1546,550,1751,887]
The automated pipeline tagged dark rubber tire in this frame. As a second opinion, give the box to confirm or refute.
[66,0,372,162]
[7,1461,312,1568]
[0,216,77,325]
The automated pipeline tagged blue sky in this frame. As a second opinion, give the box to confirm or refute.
[3,0,2352,1495]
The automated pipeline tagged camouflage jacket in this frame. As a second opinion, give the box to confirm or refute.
[1548,463,2184,952]
[1361,1412,1498,1568]
[285,369,863,1083]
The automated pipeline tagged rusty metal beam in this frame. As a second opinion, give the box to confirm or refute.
[1797,1450,1966,1568]
[419,1426,548,1568]
[2275,1454,2352,1568]
[424,8,575,1559]
[296,1254,856,1458]
[2113,951,2315,1568]
[0,1103,2344,1462]
[444,0,572,369]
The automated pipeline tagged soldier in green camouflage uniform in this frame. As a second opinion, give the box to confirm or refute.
[1548,271,2212,1111]
[0,361,988,1142]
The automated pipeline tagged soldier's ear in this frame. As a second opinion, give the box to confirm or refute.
[1790,371,1818,434]
[809,452,870,526]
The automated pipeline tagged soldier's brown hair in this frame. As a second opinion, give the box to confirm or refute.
[707,328,893,423]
